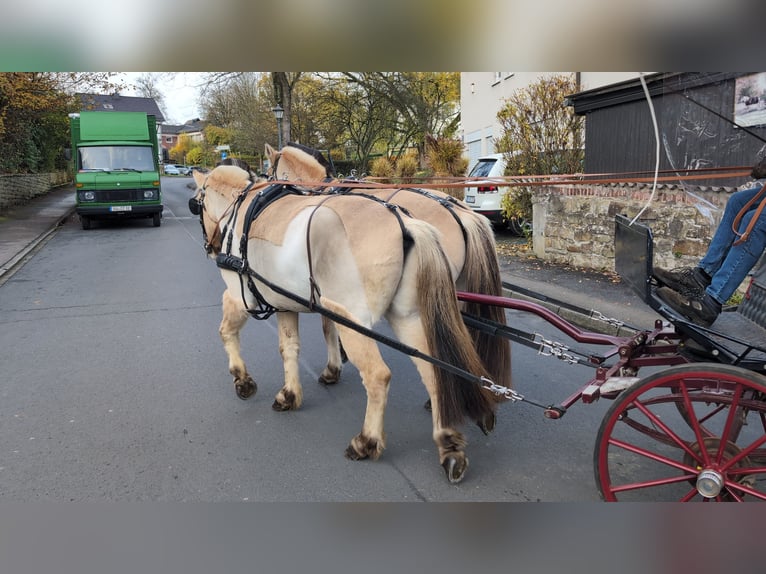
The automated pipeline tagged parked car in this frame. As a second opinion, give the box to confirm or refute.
[463,153,508,226]
[176,165,191,176]
[164,164,180,175]
[463,153,530,235]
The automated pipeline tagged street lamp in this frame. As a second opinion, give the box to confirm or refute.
[271,105,284,149]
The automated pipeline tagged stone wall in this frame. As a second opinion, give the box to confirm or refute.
[532,182,747,272]
[0,172,70,213]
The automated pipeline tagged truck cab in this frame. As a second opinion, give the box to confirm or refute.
[69,111,163,229]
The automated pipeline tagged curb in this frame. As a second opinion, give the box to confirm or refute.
[0,206,75,284]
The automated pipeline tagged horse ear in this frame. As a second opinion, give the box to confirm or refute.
[265,143,277,158]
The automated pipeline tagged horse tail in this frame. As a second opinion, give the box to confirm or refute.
[403,219,496,429]
[458,212,513,393]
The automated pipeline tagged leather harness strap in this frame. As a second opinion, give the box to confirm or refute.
[732,182,766,246]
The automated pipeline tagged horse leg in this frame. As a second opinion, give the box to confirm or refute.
[319,317,343,385]
[219,290,257,400]
[389,316,469,484]
[320,297,389,461]
[272,311,303,411]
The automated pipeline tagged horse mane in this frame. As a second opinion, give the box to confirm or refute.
[217,157,266,182]
[208,165,253,197]
[286,142,335,178]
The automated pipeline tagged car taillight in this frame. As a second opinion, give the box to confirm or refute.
[477,186,497,193]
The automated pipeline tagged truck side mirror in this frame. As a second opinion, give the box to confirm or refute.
[64,148,71,161]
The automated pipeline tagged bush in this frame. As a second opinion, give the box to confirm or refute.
[395,152,419,183]
[369,156,395,183]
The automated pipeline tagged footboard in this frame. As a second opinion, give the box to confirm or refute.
[614,214,653,304]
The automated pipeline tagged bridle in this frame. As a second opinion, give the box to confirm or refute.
[189,176,254,255]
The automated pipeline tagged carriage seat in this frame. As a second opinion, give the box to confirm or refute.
[614,214,766,370]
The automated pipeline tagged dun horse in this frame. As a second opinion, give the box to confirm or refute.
[190,164,504,482]
[265,142,512,431]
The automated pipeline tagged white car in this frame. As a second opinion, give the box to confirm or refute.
[164,164,180,175]
[463,153,508,226]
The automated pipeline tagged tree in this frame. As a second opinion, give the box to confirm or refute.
[0,72,120,174]
[496,73,585,224]
[169,133,194,164]
[313,74,397,173]
[272,72,303,146]
[133,73,168,120]
[340,72,461,166]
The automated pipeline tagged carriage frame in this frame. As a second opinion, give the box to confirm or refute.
[456,214,766,501]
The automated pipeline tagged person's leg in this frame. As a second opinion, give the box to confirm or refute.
[658,204,766,327]
[653,185,763,295]
[699,185,764,276]
[706,207,766,304]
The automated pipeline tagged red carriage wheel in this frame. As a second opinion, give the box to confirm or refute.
[594,363,766,501]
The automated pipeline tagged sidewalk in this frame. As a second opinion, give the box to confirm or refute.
[0,184,76,281]
[0,186,662,330]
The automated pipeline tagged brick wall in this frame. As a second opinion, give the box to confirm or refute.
[0,172,70,213]
[532,182,746,272]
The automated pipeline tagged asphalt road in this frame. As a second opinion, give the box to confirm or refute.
[0,176,647,501]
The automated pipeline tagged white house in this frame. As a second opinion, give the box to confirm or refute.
[460,72,645,167]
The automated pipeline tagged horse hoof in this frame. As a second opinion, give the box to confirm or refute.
[271,388,299,411]
[442,455,468,484]
[344,444,367,461]
[318,366,341,385]
[235,379,256,400]
[477,412,496,435]
[344,433,383,461]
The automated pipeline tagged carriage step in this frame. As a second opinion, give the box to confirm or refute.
[599,377,641,394]
[582,377,641,401]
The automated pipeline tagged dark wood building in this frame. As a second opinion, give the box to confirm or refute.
[569,72,766,186]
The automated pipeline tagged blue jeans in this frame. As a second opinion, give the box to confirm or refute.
[699,183,766,304]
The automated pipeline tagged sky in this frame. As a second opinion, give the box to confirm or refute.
[119,72,206,125]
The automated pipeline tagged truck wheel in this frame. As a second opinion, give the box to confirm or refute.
[152,213,161,227]
[80,216,91,230]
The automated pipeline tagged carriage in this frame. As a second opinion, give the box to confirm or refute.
[467,214,766,501]
[191,146,766,501]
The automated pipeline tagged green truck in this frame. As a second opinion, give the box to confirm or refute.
[67,111,163,229]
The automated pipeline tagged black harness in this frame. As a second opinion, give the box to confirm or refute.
[194,179,411,320]
[189,173,524,402]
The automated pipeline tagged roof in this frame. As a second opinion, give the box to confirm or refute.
[567,72,739,115]
[77,93,165,123]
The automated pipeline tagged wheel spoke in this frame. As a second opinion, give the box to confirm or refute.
[595,364,766,501]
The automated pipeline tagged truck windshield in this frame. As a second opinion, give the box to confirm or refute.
[79,146,155,172]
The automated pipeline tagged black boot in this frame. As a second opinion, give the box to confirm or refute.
[653,266,711,298]
[657,286,721,327]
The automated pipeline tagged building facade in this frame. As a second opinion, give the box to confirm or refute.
[460,72,643,167]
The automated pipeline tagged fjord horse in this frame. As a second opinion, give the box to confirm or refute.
[265,143,512,431]
[190,164,501,482]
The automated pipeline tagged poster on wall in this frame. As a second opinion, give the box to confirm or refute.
[734,73,766,127]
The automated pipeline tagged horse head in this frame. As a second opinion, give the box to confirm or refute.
[190,165,253,255]
[265,142,334,183]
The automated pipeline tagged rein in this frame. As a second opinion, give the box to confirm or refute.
[235,257,521,402]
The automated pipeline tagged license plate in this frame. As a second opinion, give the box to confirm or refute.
[110,205,132,212]
[465,196,475,204]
